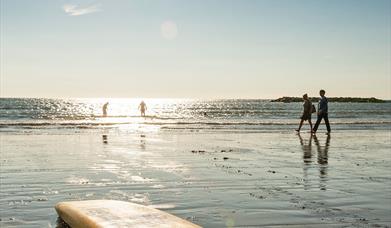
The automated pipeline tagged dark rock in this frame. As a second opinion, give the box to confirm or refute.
[271,96,386,103]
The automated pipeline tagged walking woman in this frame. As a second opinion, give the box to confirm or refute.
[295,94,313,133]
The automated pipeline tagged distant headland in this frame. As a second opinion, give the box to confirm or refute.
[271,96,386,103]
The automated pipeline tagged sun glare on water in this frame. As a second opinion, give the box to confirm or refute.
[88,98,187,132]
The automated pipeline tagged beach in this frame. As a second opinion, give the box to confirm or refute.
[1,126,390,227]
[2,0,391,226]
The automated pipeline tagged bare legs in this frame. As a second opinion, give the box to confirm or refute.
[296,120,304,132]
[296,119,313,132]
[309,120,313,132]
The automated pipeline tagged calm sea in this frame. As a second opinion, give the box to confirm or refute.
[1,98,390,132]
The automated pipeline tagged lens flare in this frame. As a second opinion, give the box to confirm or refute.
[161,20,178,40]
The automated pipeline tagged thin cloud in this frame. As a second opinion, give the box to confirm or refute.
[63,4,101,16]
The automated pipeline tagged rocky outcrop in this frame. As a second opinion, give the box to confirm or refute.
[271,96,386,103]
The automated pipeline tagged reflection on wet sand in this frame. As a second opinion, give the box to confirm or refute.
[314,135,330,190]
[140,134,146,150]
[102,135,108,144]
[299,133,313,190]
[298,134,331,190]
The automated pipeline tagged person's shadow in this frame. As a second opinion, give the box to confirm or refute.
[298,133,331,191]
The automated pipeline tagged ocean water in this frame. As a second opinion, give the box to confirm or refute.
[1,98,390,133]
[1,98,391,227]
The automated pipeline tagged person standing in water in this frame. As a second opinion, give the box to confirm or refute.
[138,101,147,117]
[295,94,313,133]
[312,89,331,135]
[102,102,109,117]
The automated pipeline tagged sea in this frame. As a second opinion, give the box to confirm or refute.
[1,98,391,227]
[1,98,390,133]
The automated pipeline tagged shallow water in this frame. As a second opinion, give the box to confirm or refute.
[1,98,391,132]
[1,128,390,227]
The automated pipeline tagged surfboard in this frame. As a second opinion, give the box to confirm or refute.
[55,200,201,228]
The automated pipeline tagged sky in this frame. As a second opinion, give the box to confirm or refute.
[0,0,390,99]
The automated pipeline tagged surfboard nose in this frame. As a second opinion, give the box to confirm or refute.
[55,200,202,228]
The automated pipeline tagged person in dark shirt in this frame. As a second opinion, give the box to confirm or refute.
[312,89,331,135]
[295,93,313,132]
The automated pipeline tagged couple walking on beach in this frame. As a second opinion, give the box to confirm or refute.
[296,89,331,134]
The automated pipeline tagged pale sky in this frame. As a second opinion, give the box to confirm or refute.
[1,0,390,99]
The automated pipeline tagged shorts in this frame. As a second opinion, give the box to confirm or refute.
[301,113,311,121]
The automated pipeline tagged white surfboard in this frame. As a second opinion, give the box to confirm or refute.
[55,200,201,228]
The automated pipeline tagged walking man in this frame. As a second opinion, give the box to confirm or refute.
[312,89,331,135]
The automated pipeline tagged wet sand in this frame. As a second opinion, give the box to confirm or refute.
[0,130,390,227]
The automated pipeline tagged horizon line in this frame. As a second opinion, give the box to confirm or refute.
[0,96,390,100]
